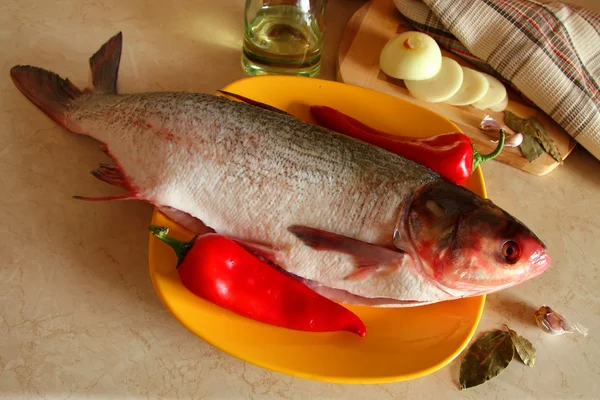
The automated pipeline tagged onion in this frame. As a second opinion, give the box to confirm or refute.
[444,67,489,106]
[379,31,442,81]
[489,94,509,112]
[404,57,463,103]
[473,74,508,110]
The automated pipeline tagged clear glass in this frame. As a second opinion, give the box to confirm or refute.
[242,0,326,77]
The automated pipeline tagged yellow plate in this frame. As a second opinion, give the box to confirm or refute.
[148,76,486,384]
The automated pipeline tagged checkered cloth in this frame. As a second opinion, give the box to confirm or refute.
[393,0,600,161]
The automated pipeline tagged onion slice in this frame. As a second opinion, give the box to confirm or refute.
[473,74,507,110]
[444,67,488,106]
[404,57,464,103]
[489,94,509,112]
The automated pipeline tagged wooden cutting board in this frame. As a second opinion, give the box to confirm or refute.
[336,0,577,176]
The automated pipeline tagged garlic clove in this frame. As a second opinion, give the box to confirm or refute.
[479,114,523,147]
[534,305,589,336]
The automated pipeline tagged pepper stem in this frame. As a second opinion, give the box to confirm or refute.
[472,129,506,171]
[149,225,195,268]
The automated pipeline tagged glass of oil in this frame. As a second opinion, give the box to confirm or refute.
[242,0,326,77]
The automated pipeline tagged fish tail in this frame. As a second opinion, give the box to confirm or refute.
[9,32,123,131]
[10,65,83,131]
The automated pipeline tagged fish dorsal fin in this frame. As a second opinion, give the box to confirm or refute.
[89,32,123,94]
[288,225,403,268]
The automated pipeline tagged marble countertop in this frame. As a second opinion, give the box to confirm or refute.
[1,0,599,398]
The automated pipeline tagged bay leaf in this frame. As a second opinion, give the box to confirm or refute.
[459,330,515,389]
[505,111,529,133]
[520,135,544,161]
[506,111,542,162]
[505,110,563,163]
[507,327,536,367]
[526,116,563,164]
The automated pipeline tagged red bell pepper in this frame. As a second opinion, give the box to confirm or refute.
[149,225,367,337]
[310,105,505,186]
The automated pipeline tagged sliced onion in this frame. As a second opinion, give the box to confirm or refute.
[473,73,507,110]
[489,94,509,112]
[404,57,463,103]
[444,67,488,106]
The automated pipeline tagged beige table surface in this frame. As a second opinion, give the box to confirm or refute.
[1,0,599,398]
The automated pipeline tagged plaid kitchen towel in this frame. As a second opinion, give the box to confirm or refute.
[393,0,600,161]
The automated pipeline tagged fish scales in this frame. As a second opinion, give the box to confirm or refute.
[73,92,438,241]
[69,92,442,299]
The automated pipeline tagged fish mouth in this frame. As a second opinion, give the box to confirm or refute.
[530,252,551,276]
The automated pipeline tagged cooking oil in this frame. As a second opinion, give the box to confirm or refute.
[242,5,324,77]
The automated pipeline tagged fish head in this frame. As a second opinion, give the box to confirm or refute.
[395,180,550,296]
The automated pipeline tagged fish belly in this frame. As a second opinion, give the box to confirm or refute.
[72,92,449,302]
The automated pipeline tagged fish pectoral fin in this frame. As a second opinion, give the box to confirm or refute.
[157,206,216,235]
[99,143,110,156]
[231,239,285,267]
[217,90,291,116]
[288,225,404,269]
[77,160,138,201]
[91,163,133,190]
[343,264,400,281]
[72,192,137,201]
[156,207,283,265]
[309,283,430,307]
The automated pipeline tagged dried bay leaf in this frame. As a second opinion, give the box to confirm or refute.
[520,135,544,161]
[526,116,563,164]
[505,111,543,163]
[504,111,562,163]
[507,327,536,367]
[505,111,529,133]
[459,330,515,389]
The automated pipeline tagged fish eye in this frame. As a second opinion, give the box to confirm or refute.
[501,240,521,264]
